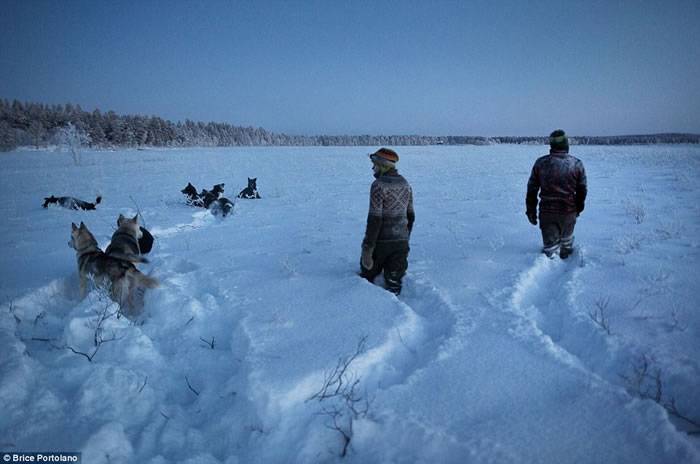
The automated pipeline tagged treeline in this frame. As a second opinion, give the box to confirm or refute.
[1,99,698,151]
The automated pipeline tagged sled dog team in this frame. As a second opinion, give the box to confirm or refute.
[61,129,586,312]
[60,179,261,316]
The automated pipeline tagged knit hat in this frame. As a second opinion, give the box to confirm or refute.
[549,129,569,152]
[369,148,399,167]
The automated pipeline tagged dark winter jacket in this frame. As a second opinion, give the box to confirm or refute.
[527,150,587,215]
[363,170,415,249]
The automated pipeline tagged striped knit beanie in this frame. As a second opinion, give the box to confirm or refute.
[549,129,569,152]
[370,148,399,168]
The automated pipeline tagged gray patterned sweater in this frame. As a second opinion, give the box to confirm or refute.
[363,170,415,248]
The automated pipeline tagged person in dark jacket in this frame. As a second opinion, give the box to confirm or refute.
[526,129,587,259]
[361,148,415,294]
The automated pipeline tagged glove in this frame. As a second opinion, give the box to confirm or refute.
[361,246,374,270]
[526,211,537,226]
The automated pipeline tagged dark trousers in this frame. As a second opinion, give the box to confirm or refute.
[360,241,409,294]
[539,212,577,258]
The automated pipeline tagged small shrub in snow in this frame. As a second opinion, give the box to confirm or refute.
[307,336,372,457]
[621,354,700,435]
[54,122,91,165]
[588,296,612,335]
[66,300,122,362]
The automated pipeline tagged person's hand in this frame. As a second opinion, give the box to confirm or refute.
[526,211,537,226]
[361,246,374,270]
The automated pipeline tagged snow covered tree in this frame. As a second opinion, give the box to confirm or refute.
[55,122,91,165]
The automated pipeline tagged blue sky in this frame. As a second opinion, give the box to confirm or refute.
[1,0,699,136]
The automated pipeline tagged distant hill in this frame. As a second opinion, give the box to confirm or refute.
[1,99,698,151]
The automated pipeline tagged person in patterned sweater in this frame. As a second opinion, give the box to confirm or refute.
[526,129,587,259]
[361,148,415,294]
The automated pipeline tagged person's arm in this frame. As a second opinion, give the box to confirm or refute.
[363,181,383,249]
[575,161,587,215]
[526,163,540,224]
[407,185,415,235]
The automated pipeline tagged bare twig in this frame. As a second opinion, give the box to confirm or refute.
[588,296,612,335]
[307,335,370,458]
[129,195,147,228]
[185,375,200,396]
[33,310,46,326]
[395,328,416,355]
[321,406,353,457]
[308,336,367,403]
[138,376,148,393]
[199,336,215,349]
[621,355,700,435]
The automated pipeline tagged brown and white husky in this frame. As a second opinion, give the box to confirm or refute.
[105,214,148,264]
[69,222,158,314]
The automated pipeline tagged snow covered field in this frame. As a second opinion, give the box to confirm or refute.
[1,144,699,463]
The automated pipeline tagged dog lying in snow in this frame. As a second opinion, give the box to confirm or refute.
[69,222,158,313]
[43,195,102,210]
[200,183,226,208]
[237,178,261,199]
[180,182,234,217]
[105,214,152,263]
[181,182,203,207]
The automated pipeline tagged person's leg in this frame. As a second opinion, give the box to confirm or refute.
[360,245,387,282]
[539,212,561,258]
[559,213,577,259]
[382,242,409,295]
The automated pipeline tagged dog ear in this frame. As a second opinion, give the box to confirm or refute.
[79,221,86,229]
[71,222,78,231]
[132,214,139,223]
[118,214,125,225]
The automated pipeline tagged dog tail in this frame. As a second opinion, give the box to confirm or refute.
[95,196,102,205]
[121,270,159,315]
[130,270,159,289]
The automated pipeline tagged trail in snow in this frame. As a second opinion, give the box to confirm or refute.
[2,208,267,462]
[501,248,700,437]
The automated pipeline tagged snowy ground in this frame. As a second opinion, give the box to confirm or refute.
[1,145,699,463]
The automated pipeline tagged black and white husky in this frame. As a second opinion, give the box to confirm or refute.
[237,178,261,199]
[43,195,101,210]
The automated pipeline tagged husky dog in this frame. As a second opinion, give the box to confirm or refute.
[181,183,203,207]
[105,214,148,264]
[181,182,225,207]
[181,182,233,217]
[237,178,261,199]
[200,183,225,208]
[209,196,234,217]
[69,222,158,313]
[43,195,102,210]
